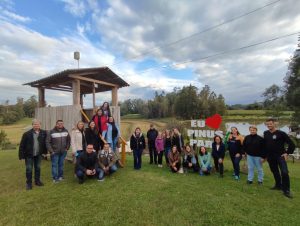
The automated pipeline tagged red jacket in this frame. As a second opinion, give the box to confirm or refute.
[92,115,108,133]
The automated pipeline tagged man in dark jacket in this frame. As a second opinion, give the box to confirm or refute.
[264,118,295,198]
[19,119,47,190]
[76,144,100,184]
[46,120,70,183]
[147,124,158,164]
[243,126,265,185]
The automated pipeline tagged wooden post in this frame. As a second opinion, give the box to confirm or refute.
[80,94,83,108]
[92,82,96,113]
[111,87,118,106]
[72,79,80,105]
[38,87,45,107]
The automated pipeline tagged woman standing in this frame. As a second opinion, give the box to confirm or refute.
[130,127,146,170]
[84,121,100,153]
[155,132,164,167]
[106,116,120,153]
[227,127,244,180]
[101,102,111,117]
[92,109,108,141]
[199,146,212,175]
[164,129,172,166]
[71,121,86,160]
[212,135,226,177]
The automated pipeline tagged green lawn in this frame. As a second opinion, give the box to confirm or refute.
[0,150,299,226]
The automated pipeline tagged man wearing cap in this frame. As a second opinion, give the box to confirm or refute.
[243,125,265,185]
[147,124,158,164]
[19,119,47,190]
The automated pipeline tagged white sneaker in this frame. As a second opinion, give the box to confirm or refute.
[58,177,64,181]
[98,178,105,182]
[178,168,184,174]
[53,179,59,183]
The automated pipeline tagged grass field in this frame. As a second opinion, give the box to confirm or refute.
[0,150,299,226]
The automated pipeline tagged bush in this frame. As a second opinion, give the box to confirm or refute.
[0,130,9,150]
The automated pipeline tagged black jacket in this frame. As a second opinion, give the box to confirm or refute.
[147,128,158,144]
[212,142,225,159]
[227,136,244,156]
[263,130,295,158]
[85,128,100,151]
[243,134,266,158]
[172,135,184,153]
[19,129,47,160]
[76,151,99,172]
[130,133,146,150]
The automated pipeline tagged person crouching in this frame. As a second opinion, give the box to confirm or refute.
[168,145,181,173]
[199,146,212,176]
[182,144,198,173]
[98,143,118,182]
[75,144,100,184]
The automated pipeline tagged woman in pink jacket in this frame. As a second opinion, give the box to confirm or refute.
[155,132,165,167]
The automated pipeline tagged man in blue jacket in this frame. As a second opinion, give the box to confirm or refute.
[19,119,47,190]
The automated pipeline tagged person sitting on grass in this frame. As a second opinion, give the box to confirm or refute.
[98,143,118,181]
[182,144,198,173]
[212,135,226,178]
[199,146,212,176]
[155,131,165,167]
[19,119,47,190]
[168,145,181,173]
[75,144,100,184]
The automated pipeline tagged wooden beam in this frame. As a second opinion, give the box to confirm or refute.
[48,87,72,92]
[92,82,96,112]
[38,87,46,107]
[111,87,118,106]
[72,79,80,105]
[69,75,118,88]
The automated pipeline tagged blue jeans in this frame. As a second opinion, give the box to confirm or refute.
[98,164,118,180]
[76,168,101,181]
[164,147,171,164]
[25,155,42,184]
[51,151,67,180]
[199,166,212,175]
[247,155,264,182]
[230,154,242,176]
[109,137,119,152]
[133,149,143,169]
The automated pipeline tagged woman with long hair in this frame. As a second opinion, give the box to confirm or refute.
[92,108,108,143]
[101,102,111,117]
[212,135,225,177]
[71,121,86,161]
[84,121,100,153]
[227,127,244,180]
[130,127,146,170]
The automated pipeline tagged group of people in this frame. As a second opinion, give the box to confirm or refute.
[19,110,295,198]
[129,119,295,198]
[19,102,122,189]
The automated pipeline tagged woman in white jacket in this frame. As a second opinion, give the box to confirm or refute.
[71,121,86,161]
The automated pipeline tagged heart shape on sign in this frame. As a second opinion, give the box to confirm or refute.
[205,114,222,129]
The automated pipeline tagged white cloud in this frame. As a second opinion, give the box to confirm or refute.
[2,10,31,22]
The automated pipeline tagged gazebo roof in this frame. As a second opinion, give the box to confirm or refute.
[24,67,129,94]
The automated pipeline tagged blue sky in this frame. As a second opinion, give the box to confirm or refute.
[0,0,299,107]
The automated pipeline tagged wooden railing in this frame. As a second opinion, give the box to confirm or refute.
[80,109,127,165]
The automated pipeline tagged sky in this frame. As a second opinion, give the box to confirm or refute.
[0,0,299,107]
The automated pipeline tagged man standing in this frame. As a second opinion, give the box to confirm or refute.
[19,119,47,190]
[98,143,118,181]
[264,118,295,198]
[243,126,265,185]
[46,120,70,183]
[75,144,100,184]
[147,124,158,164]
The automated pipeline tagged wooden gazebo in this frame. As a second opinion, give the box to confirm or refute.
[24,67,129,131]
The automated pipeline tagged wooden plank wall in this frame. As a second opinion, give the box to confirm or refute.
[35,105,82,132]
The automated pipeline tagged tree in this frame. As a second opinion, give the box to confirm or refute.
[285,35,300,125]
[0,130,9,149]
[23,95,38,117]
[262,84,286,118]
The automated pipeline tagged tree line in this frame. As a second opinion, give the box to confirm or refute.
[120,85,227,119]
[0,95,38,125]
